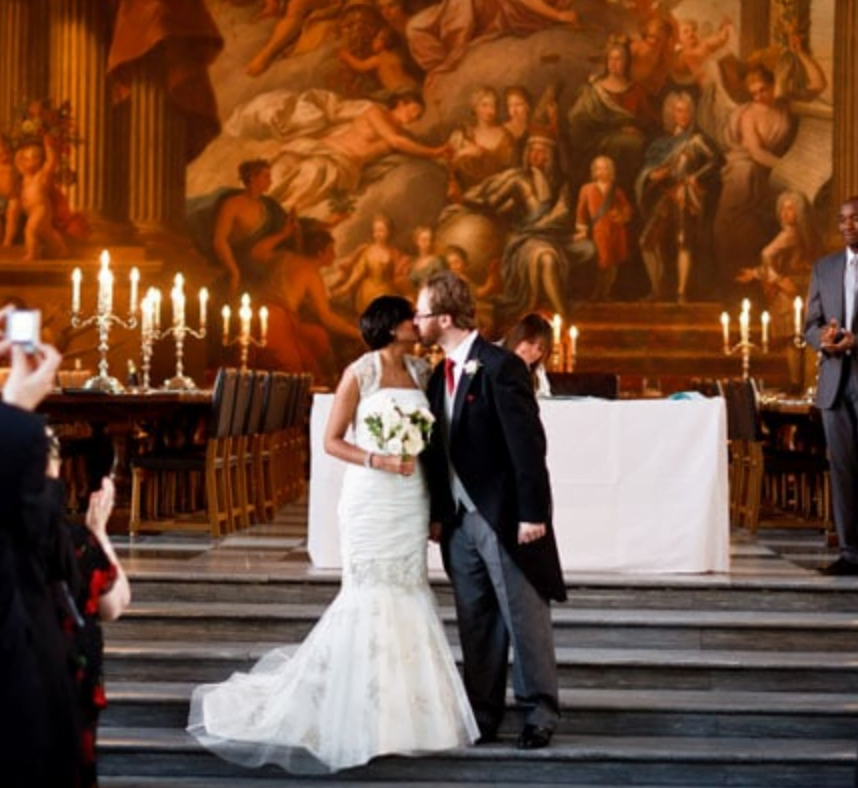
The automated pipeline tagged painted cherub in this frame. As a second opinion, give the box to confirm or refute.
[15,134,69,261]
[0,136,22,247]
[337,26,418,94]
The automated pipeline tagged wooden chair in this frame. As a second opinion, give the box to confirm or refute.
[281,372,313,503]
[723,378,764,531]
[129,368,238,538]
[234,370,270,529]
[254,372,292,522]
[225,370,254,532]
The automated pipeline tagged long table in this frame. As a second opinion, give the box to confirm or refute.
[308,394,731,574]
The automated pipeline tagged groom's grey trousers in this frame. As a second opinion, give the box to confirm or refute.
[446,509,560,733]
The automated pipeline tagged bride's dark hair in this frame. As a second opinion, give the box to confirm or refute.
[360,295,415,350]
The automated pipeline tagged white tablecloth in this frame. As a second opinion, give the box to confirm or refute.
[308,395,730,574]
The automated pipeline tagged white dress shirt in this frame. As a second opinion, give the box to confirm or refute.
[444,330,479,512]
[846,248,858,332]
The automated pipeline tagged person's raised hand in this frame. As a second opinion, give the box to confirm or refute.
[0,337,61,411]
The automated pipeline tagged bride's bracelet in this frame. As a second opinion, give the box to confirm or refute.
[363,451,375,469]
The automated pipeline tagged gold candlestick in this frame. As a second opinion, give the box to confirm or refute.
[222,293,267,371]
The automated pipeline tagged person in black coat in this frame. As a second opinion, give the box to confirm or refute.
[0,330,80,788]
[416,271,566,750]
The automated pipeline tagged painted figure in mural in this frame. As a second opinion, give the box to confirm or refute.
[259,226,363,382]
[713,42,826,287]
[636,91,721,304]
[628,15,675,100]
[329,213,403,313]
[574,155,632,302]
[735,190,821,341]
[458,135,594,320]
[0,137,21,247]
[245,0,345,76]
[210,159,295,295]
[669,15,735,146]
[376,0,413,38]
[264,90,447,218]
[502,86,533,164]
[405,0,579,79]
[15,135,70,262]
[565,36,658,196]
[338,25,420,94]
[397,224,448,295]
[446,87,518,199]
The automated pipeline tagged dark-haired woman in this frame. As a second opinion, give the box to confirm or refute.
[503,312,553,397]
[189,295,477,773]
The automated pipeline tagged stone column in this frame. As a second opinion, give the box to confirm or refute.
[0,0,49,132]
[831,0,858,205]
[127,47,189,251]
[49,0,127,234]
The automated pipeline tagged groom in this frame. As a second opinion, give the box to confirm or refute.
[416,271,567,749]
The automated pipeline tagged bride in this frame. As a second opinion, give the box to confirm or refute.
[187,295,478,773]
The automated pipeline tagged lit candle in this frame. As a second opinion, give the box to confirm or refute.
[98,250,113,315]
[129,267,140,315]
[222,305,231,343]
[793,296,803,337]
[141,292,152,334]
[71,267,81,315]
[152,288,161,331]
[551,313,561,345]
[239,293,252,341]
[568,325,578,357]
[720,312,730,349]
[199,288,208,330]
[259,306,268,343]
[761,310,770,352]
[739,301,750,345]
[171,273,185,328]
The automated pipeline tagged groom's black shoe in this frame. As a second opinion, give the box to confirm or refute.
[517,724,553,750]
[820,557,858,576]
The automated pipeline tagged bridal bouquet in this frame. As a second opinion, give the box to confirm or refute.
[364,399,436,458]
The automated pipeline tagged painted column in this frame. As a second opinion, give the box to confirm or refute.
[0,0,49,131]
[832,0,858,204]
[127,48,188,245]
[49,0,125,230]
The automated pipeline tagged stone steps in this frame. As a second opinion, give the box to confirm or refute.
[102,681,858,740]
[96,728,855,787]
[104,640,858,692]
[106,601,858,652]
[128,564,857,613]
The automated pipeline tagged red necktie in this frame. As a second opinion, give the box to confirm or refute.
[444,358,456,396]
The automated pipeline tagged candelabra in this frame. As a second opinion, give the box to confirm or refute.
[139,279,208,391]
[71,252,139,393]
[721,301,769,381]
[222,294,268,371]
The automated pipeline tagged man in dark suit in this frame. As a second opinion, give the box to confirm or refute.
[416,271,566,749]
[804,195,858,575]
[0,330,80,787]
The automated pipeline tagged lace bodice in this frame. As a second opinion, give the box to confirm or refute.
[347,351,431,399]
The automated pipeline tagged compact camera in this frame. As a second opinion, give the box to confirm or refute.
[6,309,42,353]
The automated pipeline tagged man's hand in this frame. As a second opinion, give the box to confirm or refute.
[821,318,855,355]
[428,521,442,543]
[518,522,546,544]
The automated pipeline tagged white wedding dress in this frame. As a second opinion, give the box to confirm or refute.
[187,352,478,773]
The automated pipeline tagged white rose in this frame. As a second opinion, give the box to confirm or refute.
[387,437,404,456]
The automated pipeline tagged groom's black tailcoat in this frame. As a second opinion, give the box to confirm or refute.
[424,335,567,602]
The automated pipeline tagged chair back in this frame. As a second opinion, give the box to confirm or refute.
[263,372,291,434]
[245,371,270,436]
[723,378,763,442]
[210,368,238,440]
[547,372,619,399]
[230,370,255,438]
